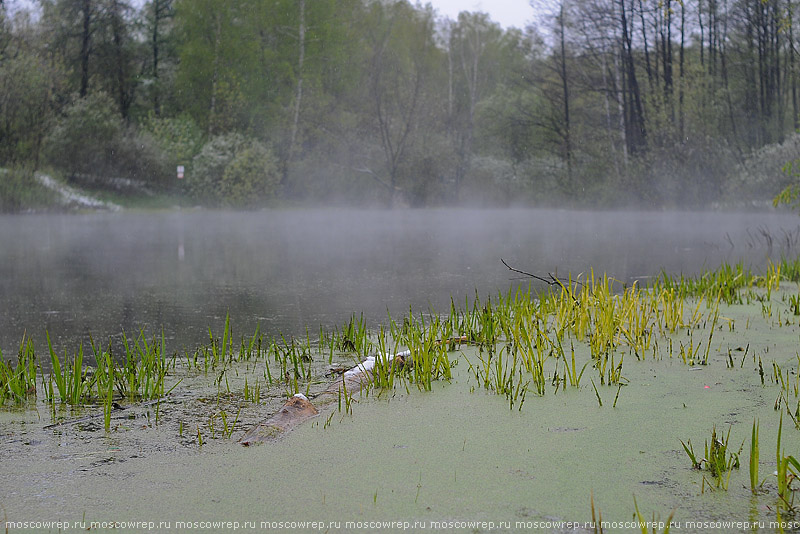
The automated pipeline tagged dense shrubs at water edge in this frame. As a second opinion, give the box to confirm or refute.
[0,168,56,213]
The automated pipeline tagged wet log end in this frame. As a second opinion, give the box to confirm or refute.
[239,394,319,446]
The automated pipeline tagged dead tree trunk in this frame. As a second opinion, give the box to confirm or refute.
[282,0,305,188]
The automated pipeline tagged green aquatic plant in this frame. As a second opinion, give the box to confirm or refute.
[788,294,800,316]
[400,311,453,391]
[46,332,88,404]
[776,412,800,511]
[201,313,233,370]
[562,341,588,388]
[681,438,700,469]
[275,334,311,383]
[706,426,741,490]
[93,346,115,431]
[44,328,175,408]
[590,379,602,407]
[681,426,742,490]
[514,315,548,396]
[0,335,38,405]
[654,262,752,305]
[372,326,406,390]
[239,323,262,361]
[339,375,354,415]
[657,287,684,334]
[633,496,675,534]
[590,491,603,534]
[336,313,373,356]
[323,410,335,429]
[750,419,761,494]
[219,407,241,439]
[243,377,261,404]
[461,293,501,347]
[781,256,800,282]
[119,330,171,400]
[464,342,528,410]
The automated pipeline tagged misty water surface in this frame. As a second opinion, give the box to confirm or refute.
[1,208,798,357]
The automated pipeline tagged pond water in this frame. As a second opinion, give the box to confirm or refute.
[1,208,798,357]
[3,208,800,530]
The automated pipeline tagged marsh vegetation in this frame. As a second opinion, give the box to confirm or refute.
[3,253,800,527]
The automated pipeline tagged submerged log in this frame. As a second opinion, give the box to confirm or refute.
[239,350,411,445]
[239,394,319,445]
[239,340,469,445]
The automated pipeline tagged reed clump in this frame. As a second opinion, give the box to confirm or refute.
[681,426,742,490]
[0,334,38,405]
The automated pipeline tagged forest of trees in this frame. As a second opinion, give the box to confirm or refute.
[2,0,800,209]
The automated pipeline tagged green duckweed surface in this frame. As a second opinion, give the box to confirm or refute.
[2,288,800,533]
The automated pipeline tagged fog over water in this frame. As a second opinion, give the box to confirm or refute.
[1,209,798,357]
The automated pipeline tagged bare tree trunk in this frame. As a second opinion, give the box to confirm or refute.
[698,0,705,68]
[79,0,92,98]
[720,0,742,156]
[109,0,130,119]
[773,0,784,141]
[621,0,646,154]
[664,0,673,120]
[455,17,484,201]
[610,0,628,165]
[369,14,426,207]
[679,0,685,137]
[601,52,621,177]
[208,10,221,136]
[282,0,305,187]
[790,0,799,129]
[658,0,668,102]
[446,23,454,124]
[559,3,572,180]
[637,0,654,92]
[710,0,719,77]
[151,0,161,116]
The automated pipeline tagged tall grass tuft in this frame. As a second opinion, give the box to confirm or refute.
[750,419,760,493]
[0,334,38,405]
[46,332,88,404]
[776,412,800,511]
[681,426,742,490]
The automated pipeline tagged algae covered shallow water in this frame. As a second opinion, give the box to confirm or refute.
[3,209,800,532]
[3,283,800,532]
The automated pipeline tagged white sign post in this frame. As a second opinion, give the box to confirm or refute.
[177,165,185,179]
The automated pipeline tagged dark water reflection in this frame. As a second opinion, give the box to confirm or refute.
[1,209,798,357]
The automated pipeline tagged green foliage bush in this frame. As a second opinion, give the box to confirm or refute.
[732,133,800,207]
[188,134,280,207]
[220,142,280,207]
[0,167,57,213]
[141,114,203,169]
[187,133,246,201]
[43,92,171,187]
[0,50,64,165]
[44,92,121,176]
[112,129,172,186]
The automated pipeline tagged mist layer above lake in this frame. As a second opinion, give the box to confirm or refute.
[0,208,796,356]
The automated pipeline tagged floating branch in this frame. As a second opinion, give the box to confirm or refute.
[500,258,582,288]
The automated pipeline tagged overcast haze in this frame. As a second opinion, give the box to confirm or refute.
[426,0,535,28]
